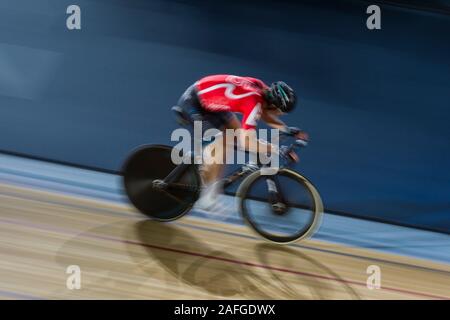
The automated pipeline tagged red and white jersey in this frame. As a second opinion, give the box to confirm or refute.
[195,74,269,130]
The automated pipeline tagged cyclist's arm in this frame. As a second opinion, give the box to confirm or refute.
[261,109,309,140]
[260,109,288,131]
[236,102,280,155]
[237,129,278,155]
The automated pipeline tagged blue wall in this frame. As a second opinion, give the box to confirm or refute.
[1,0,450,232]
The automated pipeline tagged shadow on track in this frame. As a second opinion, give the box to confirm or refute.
[255,243,361,299]
[51,218,361,299]
[131,220,361,299]
[131,220,274,298]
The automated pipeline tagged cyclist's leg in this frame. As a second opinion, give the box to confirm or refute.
[200,112,238,185]
[195,112,237,211]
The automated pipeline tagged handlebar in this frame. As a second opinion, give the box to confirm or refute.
[294,138,308,148]
[279,130,308,148]
[278,130,309,165]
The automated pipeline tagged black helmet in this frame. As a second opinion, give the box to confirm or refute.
[266,81,296,113]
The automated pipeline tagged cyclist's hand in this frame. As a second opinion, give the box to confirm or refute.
[279,146,300,163]
[295,130,309,142]
[284,127,309,141]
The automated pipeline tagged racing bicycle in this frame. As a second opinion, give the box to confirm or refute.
[122,118,323,244]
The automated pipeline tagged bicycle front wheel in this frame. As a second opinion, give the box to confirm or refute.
[237,168,323,244]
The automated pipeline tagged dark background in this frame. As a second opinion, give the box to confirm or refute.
[1,0,449,232]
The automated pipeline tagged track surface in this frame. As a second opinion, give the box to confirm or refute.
[0,154,449,299]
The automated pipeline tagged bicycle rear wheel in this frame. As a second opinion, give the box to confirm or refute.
[237,168,323,244]
[122,144,201,221]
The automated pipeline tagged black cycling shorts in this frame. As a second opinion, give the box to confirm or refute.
[175,84,234,134]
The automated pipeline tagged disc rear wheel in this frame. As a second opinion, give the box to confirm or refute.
[122,145,200,221]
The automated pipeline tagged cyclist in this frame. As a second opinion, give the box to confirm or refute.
[172,74,308,211]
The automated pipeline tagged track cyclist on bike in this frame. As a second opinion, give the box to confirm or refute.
[172,74,308,212]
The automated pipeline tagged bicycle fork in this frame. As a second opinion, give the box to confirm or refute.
[266,177,288,215]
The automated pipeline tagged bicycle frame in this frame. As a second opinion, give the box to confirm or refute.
[162,132,305,193]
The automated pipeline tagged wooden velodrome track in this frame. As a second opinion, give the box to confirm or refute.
[0,156,449,300]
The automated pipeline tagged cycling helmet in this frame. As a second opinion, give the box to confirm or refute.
[266,81,296,113]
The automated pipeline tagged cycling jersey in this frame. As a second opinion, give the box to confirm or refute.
[195,75,269,130]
